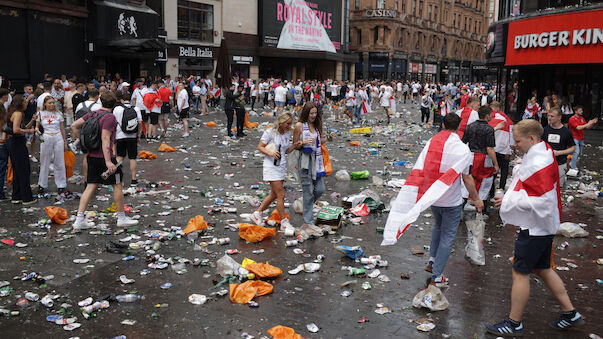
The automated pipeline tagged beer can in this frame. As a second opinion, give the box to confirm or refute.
[217,237,230,245]
[495,189,504,197]
[225,249,239,255]
[360,258,377,265]
[285,240,298,247]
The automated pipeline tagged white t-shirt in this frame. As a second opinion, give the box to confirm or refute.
[60,80,69,90]
[177,89,189,110]
[251,84,257,96]
[412,83,420,93]
[330,85,338,96]
[37,110,64,134]
[192,85,201,97]
[379,92,390,107]
[37,92,51,110]
[260,129,291,181]
[274,86,287,102]
[345,90,356,106]
[75,100,102,117]
[113,103,142,140]
[397,83,402,92]
[132,87,147,111]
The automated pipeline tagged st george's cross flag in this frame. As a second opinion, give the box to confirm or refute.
[489,111,514,154]
[455,107,479,139]
[362,100,372,114]
[462,152,495,200]
[500,141,562,236]
[382,130,472,246]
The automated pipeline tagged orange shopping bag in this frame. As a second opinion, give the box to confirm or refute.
[321,144,332,176]
[44,206,69,224]
[229,280,273,304]
[238,224,276,242]
[64,151,75,178]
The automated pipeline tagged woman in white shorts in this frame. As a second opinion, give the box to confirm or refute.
[249,112,301,233]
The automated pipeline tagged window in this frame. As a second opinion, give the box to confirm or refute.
[402,0,406,11]
[434,6,437,21]
[357,29,362,44]
[419,0,423,16]
[395,0,398,10]
[355,0,360,9]
[178,0,213,42]
[453,13,456,26]
[428,4,432,20]
[412,0,416,15]
[374,26,379,44]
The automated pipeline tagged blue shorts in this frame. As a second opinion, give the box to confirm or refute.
[275,101,285,107]
[512,229,555,274]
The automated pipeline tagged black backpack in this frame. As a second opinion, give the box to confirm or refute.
[80,111,108,153]
[117,104,138,134]
[76,101,94,120]
[286,88,294,102]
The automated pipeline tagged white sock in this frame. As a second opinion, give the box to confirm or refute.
[117,212,126,221]
[75,212,85,223]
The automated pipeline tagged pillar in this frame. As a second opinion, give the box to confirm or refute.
[350,63,356,82]
[362,51,369,80]
[300,66,306,81]
[335,61,343,81]
[250,65,259,82]
[292,66,297,81]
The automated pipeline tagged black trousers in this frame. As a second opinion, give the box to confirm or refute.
[496,152,510,190]
[421,107,430,123]
[7,136,33,201]
[263,93,268,107]
[235,107,245,135]
[251,96,256,110]
[225,109,234,136]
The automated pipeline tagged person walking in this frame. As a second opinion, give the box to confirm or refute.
[113,90,142,187]
[249,112,300,233]
[292,103,329,227]
[488,101,514,191]
[542,107,575,188]
[199,82,208,115]
[70,91,138,230]
[250,80,258,111]
[35,96,67,194]
[176,82,190,138]
[486,119,584,337]
[568,105,597,172]
[420,91,434,124]
[6,95,36,204]
[157,81,172,138]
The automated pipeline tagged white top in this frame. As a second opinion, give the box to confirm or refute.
[131,87,145,111]
[251,84,257,96]
[412,83,421,93]
[37,92,51,110]
[177,89,189,110]
[75,100,102,117]
[345,90,356,106]
[113,103,142,140]
[397,83,402,91]
[192,85,201,97]
[260,129,291,181]
[37,110,64,134]
[60,80,69,89]
[274,86,287,102]
[330,85,338,95]
[379,91,390,107]
[357,89,368,106]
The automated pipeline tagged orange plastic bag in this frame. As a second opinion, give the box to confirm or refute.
[239,224,276,242]
[229,280,273,304]
[206,121,217,127]
[266,209,290,224]
[64,151,75,178]
[139,150,157,159]
[267,325,303,339]
[157,143,177,152]
[183,215,208,234]
[321,144,332,176]
[7,159,12,185]
[245,262,282,278]
[349,141,360,146]
[44,206,69,224]
[244,112,258,129]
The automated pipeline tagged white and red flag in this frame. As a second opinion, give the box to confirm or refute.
[500,141,561,235]
[382,131,472,246]
[462,152,494,200]
[489,111,514,154]
[455,107,479,139]
[362,100,371,114]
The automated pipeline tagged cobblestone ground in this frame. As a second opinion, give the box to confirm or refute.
[0,101,601,339]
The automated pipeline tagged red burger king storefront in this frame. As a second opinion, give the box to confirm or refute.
[486,6,603,126]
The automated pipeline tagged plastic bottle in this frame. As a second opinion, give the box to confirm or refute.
[116,294,141,303]
[350,170,370,180]
[274,144,281,166]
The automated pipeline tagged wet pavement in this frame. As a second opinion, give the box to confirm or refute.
[0,101,601,339]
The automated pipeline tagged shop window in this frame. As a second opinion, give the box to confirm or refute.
[178,0,213,42]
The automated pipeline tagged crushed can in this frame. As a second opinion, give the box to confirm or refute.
[285,240,298,247]
[216,237,230,245]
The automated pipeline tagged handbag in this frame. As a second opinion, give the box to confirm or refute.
[321,144,332,176]
[2,123,13,135]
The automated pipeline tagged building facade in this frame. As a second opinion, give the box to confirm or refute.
[350,0,488,83]
[486,1,603,124]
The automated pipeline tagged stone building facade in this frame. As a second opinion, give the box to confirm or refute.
[350,0,488,82]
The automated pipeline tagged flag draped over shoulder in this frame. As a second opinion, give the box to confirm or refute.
[382,131,471,246]
[456,107,479,139]
[500,141,561,236]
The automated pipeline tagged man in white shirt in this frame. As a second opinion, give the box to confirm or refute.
[412,82,421,103]
[113,90,142,187]
[192,83,201,114]
[177,82,190,138]
[379,87,392,124]
[37,81,52,112]
[131,80,148,137]
[396,82,403,102]
[274,82,287,114]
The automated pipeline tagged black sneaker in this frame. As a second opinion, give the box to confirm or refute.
[549,312,585,330]
[38,186,45,195]
[486,319,523,337]
[130,179,138,186]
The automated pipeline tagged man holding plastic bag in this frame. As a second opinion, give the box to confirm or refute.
[486,119,584,337]
[381,114,483,287]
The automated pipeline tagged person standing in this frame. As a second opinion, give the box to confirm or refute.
[274,82,287,114]
[224,84,236,138]
[70,91,138,230]
[344,86,356,123]
[63,81,77,126]
[199,82,208,115]
[22,85,38,162]
[35,96,67,194]
[50,78,65,112]
[378,87,392,124]
[292,103,330,227]
[250,80,258,111]
[402,82,409,104]
[6,95,36,204]
[157,81,172,139]
[176,82,190,138]
[542,107,574,188]
[420,91,434,124]
[113,90,142,187]
[250,112,300,233]
[487,119,584,337]
[455,96,480,139]
[131,79,149,138]
[234,86,246,138]
[488,101,514,191]
[568,105,597,171]
[0,90,10,201]
[143,82,162,139]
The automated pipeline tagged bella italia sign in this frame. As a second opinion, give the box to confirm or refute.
[365,9,396,18]
[179,46,213,58]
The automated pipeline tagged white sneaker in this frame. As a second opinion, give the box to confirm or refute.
[250,211,264,226]
[280,218,295,234]
[73,219,94,231]
[30,156,38,163]
[182,133,189,138]
[117,217,139,227]
[566,168,578,177]
[123,186,137,195]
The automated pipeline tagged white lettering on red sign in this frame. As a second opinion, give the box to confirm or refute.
[514,28,603,49]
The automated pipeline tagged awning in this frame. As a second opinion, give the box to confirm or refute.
[108,38,168,50]
[258,47,359,63]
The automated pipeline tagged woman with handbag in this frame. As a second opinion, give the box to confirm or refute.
[6,95,36,204]
[292,102,331,227]
[36,96,68,194]
[249,112,300,233]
